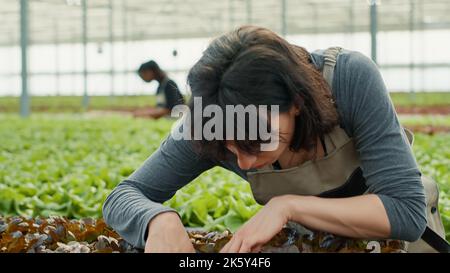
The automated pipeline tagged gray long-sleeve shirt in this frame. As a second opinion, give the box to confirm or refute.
[102,49,427,249]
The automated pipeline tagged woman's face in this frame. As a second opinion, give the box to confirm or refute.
[225,106,298,170]
[139,70,155,82]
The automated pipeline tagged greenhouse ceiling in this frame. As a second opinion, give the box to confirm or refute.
[0,0,449,46]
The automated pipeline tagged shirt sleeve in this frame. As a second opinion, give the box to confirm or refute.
[102,132,215,249]
[164,80,185,110]
[337,51,427,241]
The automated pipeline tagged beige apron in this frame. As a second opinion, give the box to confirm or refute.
[247,47,447,253]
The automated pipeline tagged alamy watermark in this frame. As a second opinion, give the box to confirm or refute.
[170,97,280,152]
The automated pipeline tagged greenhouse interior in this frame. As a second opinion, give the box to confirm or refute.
[0,0,449,255]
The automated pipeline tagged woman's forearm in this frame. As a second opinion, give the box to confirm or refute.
[282,194,391,239]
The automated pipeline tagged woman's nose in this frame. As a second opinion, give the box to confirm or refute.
[237,153,257,170]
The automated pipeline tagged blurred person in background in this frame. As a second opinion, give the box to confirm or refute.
[134,60,185,119]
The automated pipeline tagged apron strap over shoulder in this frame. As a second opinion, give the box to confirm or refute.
[322,46,343,88]
[324,126,352,152]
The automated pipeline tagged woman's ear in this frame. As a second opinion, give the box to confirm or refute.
[289,105,301,116]
[292,95,303,116]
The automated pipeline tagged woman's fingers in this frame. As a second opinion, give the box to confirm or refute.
[239,238,265,253]
[227,237,243,253]
[251,244,263,253]
[219,240,230,253]
[220,233,271,253]
[220,237,234,253]
[221,235,244,253]
[238,241,253,253]
[220,201,287,253]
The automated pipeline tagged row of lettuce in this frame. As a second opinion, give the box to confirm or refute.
[0,114,448,240]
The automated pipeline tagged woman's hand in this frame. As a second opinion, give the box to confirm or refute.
[145,211,196,253]
[220,196,291,253]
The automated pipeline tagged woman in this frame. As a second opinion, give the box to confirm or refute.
[134,60,185,119]
[103,26,446,253]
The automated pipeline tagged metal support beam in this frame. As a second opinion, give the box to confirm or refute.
[20,0,29,117]
[347,0,354,47]
[418,0,425,92]
[246,0,252,25]
[122,0,128,95]
[228,0,234,30]
[71,28,77,96]
[109,0,115,97]
[349,0,354,33]
[54,19,60,96]
[82,0,89,109]
[409,0,416,97]
[281,0,287,37]
[312,3,318,47]
[369,0,378,64]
